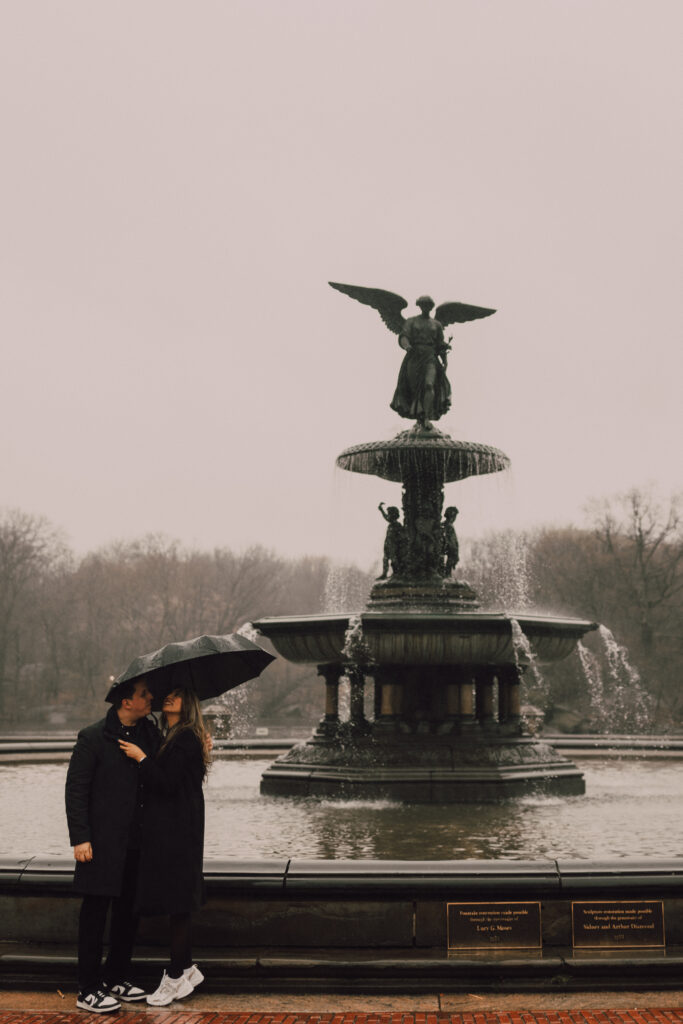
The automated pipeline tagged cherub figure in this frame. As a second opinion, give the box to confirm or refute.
[376,502,404,579]
[329,282,495,427]
[441,506,460,577]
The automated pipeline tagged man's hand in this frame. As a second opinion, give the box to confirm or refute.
[74,842,93,863]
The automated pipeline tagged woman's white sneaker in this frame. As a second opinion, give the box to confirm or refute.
[146,970,194,1005]
[183,963,204,989]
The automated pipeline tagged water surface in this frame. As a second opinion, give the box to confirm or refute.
[2,757,681,860]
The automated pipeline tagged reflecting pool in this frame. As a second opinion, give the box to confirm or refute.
[2,757,682,860]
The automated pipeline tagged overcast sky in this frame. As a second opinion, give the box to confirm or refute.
[1,0,681,571]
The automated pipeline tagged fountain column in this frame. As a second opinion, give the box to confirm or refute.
[373,671,382,720]
[400,463,445,581]
[374,667,403,729]
[497,670,508,720]
[446,681,460,718]
[316,664,342,735]
[475,668,496,731]
[454,668,477,730]
[348,667,367,728]
[499,664,523,731]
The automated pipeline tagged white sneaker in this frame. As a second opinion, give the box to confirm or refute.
[183,963,204,989]
[76,989,121,1013]
[146,970,194,1006]
[104,980,146,1002]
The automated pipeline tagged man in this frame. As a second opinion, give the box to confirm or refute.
[65,676,160,1013]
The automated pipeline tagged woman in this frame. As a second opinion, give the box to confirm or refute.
[119,686,210,1006]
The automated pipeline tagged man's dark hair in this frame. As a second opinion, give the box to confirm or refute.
[112,678,139,709]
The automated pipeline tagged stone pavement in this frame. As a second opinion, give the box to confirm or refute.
[1,992,683,1022]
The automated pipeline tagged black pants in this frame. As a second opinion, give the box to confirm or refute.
[169,912,192,978]
[77,848,140,994]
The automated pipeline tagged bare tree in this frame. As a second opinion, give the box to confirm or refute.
[0,509,69,720]
[590,488,683,653]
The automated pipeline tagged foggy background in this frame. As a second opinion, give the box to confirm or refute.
[0,0,682,741]
[1,0,681,571]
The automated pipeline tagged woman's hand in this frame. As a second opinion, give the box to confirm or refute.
[118,739,146,762]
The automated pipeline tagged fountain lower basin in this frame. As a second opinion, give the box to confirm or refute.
[253,611,598,803]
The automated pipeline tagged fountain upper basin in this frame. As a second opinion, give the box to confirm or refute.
[254,612,599,666]
[336,434,510,482]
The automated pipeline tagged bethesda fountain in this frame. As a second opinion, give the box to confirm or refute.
[254,282,598,801]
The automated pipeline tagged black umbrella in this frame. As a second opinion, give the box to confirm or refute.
[106,633,275,709]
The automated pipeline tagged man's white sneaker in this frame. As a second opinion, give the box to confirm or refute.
[76,989,121,1013]
[183,963,204,989]
[104,980,146,1002]
[146,970,194,1006]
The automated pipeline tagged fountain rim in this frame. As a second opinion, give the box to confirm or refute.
[254,611,599,635]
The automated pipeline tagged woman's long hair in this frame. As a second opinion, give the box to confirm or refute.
[160,687,211,778]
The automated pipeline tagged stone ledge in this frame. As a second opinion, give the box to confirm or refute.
[4,944,683,993]
[5,856,683,899]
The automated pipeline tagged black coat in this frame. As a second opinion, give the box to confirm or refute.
[136,728,206,916]
[65,708,160,896]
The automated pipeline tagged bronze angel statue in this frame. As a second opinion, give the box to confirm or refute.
[329,282,495,427]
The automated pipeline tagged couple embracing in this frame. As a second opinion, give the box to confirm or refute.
[65,675,210,1012]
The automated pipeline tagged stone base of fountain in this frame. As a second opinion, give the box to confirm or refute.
[260,732,585,802]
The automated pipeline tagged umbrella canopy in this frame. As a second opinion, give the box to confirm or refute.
[106,633,275,709]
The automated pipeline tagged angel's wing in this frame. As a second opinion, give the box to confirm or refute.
[434,301,496,326]
[329,282,408,335]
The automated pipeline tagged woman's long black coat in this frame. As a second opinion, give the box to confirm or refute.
[136,728,206,915]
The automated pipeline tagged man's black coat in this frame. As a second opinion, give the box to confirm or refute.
[65,707,160,896]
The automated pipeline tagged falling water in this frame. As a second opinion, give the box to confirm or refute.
[510,619,542,682]
[460,529,531,611]
[598,626,642,687]
[600,626,653,732]
[341,614,374,667]
[576,640,605,730]
[323,564,370,613]
[338,615,375,726]
[510,617,547,716]
[575,630,654,733]
[236,620,261,644]
[203,682,255,737]
[498,532,532,610]
[204,621,260,736]
[323,564,347,612]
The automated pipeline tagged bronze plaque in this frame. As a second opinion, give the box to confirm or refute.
[447,901,542,950]
[572,901,665,948]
